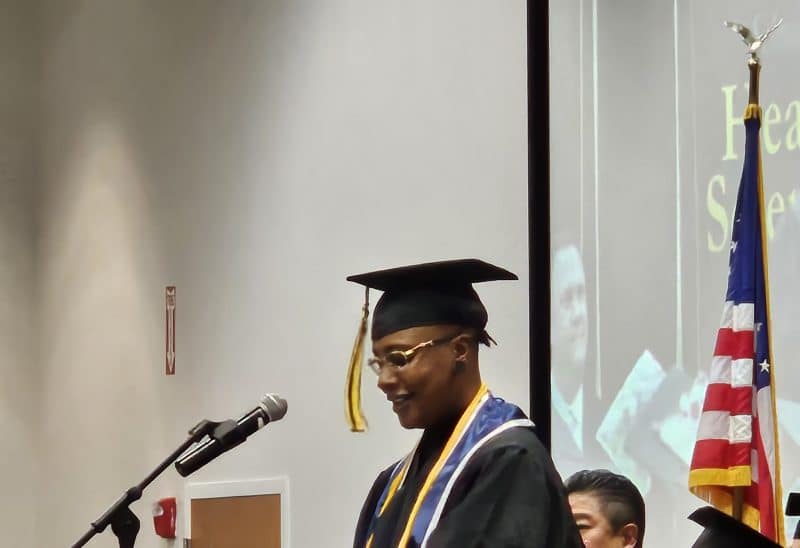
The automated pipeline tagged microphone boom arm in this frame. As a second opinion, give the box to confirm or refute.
[71,419,219,548]
[71,394,286,547]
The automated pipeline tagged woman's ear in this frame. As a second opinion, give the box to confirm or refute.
[451,333,473,364]
[620,523,639,548]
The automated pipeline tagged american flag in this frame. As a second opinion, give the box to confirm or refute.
[688,103,784,545]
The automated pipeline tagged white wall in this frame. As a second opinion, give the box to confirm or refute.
[35,2,528,547]
[0,1,38,545]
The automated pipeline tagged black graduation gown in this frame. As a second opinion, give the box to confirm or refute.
[353,424,584,548]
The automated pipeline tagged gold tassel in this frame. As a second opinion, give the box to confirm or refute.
[345,287,369,432]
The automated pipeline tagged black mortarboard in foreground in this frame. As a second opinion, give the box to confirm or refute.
[688,506,782,548]
[788,493,800,541]
[343,259,518,432]
[787,492,800,516]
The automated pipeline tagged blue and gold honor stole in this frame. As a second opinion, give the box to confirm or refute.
[365,384,534,548]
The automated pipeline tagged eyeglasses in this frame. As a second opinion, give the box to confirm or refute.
[367,333,462,375]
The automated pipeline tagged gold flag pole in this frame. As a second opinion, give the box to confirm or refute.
[723,15,782,526]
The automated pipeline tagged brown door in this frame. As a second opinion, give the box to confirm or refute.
[191,494,281,548]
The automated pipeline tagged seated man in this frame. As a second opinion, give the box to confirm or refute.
[565,469,645,547]
[346,259,583,548]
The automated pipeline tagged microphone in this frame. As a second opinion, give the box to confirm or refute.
[175,394,287,477]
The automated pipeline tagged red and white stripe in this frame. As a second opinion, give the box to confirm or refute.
[690,301,780,539]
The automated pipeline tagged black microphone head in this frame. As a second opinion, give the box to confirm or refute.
[260,394,288,421]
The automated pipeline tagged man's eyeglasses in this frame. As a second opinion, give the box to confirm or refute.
[367,333,463,375]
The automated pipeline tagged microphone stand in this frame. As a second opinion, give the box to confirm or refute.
[71,419,220,548]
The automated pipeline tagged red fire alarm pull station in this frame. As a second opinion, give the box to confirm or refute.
[152,497,177,539]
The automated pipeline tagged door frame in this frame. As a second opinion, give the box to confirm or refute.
[184,477,291,547]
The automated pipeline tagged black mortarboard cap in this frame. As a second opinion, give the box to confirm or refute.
[343,259,518,432]
[347,258,518,341]
[788,493,800,541]
[787,493,800,516]
[688,506,782,548]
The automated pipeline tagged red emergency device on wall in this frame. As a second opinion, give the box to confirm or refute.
[152,497,176,539]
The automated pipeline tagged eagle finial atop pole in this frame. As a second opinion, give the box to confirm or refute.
[723,18,783,66]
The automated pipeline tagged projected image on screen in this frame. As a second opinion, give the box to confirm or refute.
[550,1,800,545]
[550,241,589,474]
